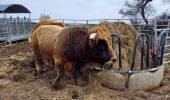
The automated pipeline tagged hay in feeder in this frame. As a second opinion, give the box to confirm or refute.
[99,21,153,71]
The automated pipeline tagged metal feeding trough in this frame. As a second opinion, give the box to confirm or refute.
[94,30,167,91]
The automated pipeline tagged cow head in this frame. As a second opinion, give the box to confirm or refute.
[88,27,117,69]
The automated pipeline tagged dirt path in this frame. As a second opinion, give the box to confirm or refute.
[0,41,170,100]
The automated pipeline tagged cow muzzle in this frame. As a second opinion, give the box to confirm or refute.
[103,56,117,70]
[111,56,117,62]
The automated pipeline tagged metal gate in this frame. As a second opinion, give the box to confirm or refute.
[0,17,31,43]
[0,4,31,44]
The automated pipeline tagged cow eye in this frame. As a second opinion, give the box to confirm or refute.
[101,40,108,48]
[99,45,105,51]
[97,40,108,52]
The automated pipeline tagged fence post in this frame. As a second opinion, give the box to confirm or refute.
[62,19,64,23]
[118,19,120,23]
[165,19,170,53]
[4,18,8,43]
[86,20,88,25]
[154,19,158,47]
[8,16,12,44]
[24,17,27,33]
[17,16,20,34]
[74,20,75,25]
[28,18,31,33]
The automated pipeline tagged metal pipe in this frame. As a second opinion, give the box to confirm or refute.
[141,35,144,70]
[148,27,155,49]
[110,33,122,70]
[154,30,167,67]
[160,34,166,65]
[3,10,6,18]
[146,36,151,69]
[159,32,167,65]
[131,33,151,71]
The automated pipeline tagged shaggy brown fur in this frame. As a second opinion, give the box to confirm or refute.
[89,26,112,46]
[29,19,65,43]
[31,23,117,88]
[79,26,117,73]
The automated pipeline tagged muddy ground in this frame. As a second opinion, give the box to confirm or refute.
[0,41,170,100]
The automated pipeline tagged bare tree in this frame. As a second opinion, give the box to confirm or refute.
[39,14,51,20]
[119,0,156,29]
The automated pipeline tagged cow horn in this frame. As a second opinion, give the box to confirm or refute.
[28,37,32,42]
[89,33,97,40]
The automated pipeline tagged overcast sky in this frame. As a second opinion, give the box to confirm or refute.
[0,0,170,19]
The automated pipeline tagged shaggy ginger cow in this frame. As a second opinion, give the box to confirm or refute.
[29,19,65,43]
[30,21,117,88]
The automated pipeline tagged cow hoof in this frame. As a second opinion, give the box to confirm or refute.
[36,73,42,79]
[50,84,63,90]
[34,71,42,79]
[49,81,63,90]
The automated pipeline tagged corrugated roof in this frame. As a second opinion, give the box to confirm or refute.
[0,4,31,13]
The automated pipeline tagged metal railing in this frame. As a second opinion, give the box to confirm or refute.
[131,33,151,70]
[92,32,167,72]
[0,16,32,43]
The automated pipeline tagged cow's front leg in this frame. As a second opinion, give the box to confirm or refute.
[33,52,43,78]
[73,63,82,85]
[51,58,63,89]
[64,61,78,85]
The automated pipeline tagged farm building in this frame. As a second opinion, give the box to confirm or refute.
[0,4,31,43]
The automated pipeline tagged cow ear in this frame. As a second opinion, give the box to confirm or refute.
[89,39,96,48]
[89,33,97,48]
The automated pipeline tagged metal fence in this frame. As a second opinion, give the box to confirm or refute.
[0,16,32,43]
